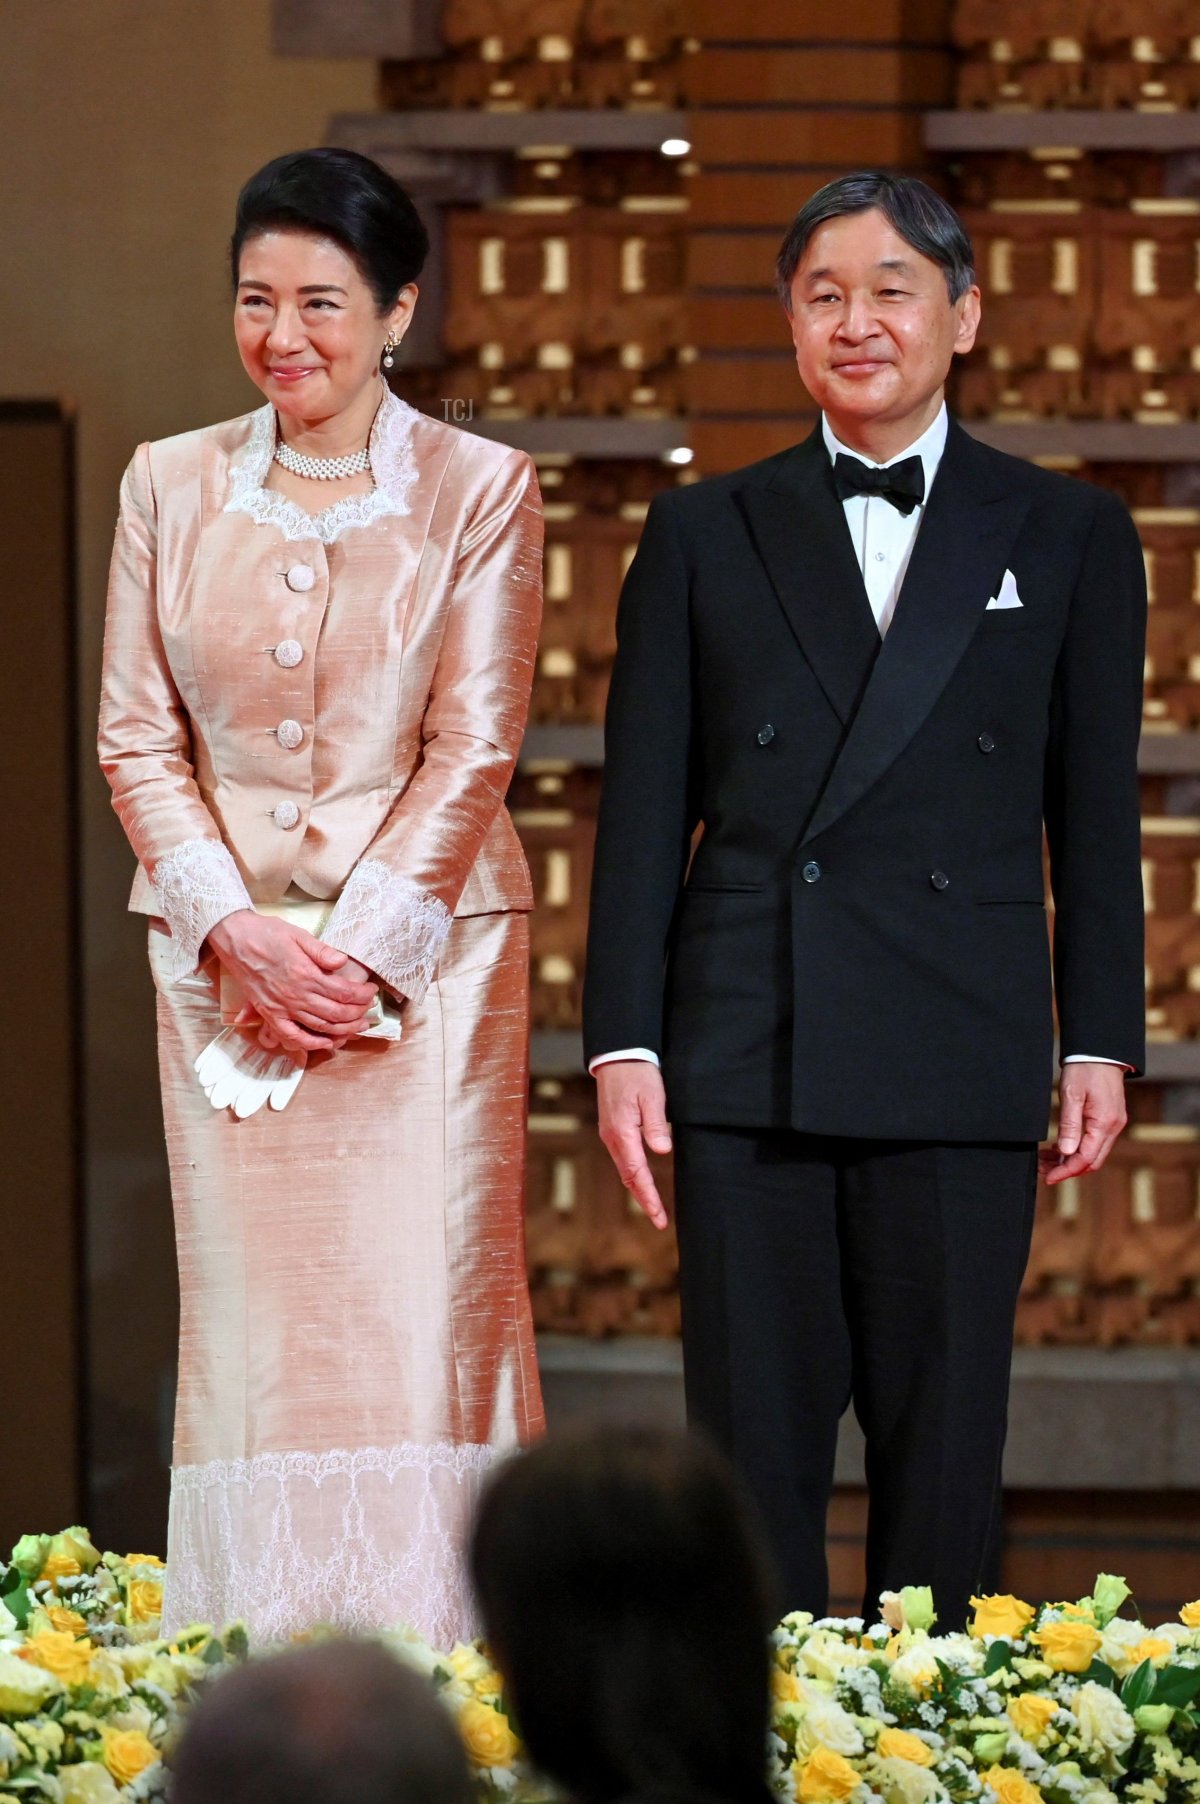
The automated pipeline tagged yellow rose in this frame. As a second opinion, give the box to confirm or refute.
[1126,1636,1173,1668]
[457,1700,520,1769]
[982,1767,1044,1804]
[1033,1621,1103,1673]
[970,1595,1036,1641]
[40,1554,83,1593]
[1180,1601,1200,1629]
[45,1606,87,1638]
[795,1747,861,1802]
[876,1729,934,1767]
[127,1580,163,1625]
[122,1554,165,1569]
[104,1729,158,1785]
[19,1631,95,1687]
[773,1666,802,1702]
[1007,1693,1058,1742]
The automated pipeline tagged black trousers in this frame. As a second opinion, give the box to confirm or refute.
[673,1127,1038,1629]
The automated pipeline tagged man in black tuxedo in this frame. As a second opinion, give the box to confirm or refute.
[583,173,1146,1626]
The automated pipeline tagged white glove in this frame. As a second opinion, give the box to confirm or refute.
[194,1028,306,1118]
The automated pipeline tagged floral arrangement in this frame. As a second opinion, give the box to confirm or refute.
[768,1580,1200,1804]
[0,1528,244,1802]
[3,1532,1199,1803]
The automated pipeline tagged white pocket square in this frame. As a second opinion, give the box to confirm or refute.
[986,568,1023,610]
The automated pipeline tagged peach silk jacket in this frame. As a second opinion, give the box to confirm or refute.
[98,387,544,999]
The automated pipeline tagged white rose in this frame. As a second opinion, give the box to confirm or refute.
[1071,1681,1136,1757]
[107,1698,156,1738]
[794,1686,866,1758]
[60,1766,122,1804]
[0,1599,16,1636]
[1096,1617,1148,1673]
[872,1757,947,1804]
[796,1629,869,1684]
[890,1646,939,1694]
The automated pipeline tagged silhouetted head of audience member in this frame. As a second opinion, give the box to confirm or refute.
[470,1424,778,1804]
[170,1638,473,1804]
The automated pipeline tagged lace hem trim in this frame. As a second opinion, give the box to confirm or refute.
[171,1441,495,1495]
[322,860,452,1005]
[164,1440,498,1648]
[223,385,421,544]
[151,838,253,980]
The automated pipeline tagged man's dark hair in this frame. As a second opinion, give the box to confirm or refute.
[231,147,429,311]
[170,1640,473,1804]
[775,171,975,310]
[470,1424,778,1804]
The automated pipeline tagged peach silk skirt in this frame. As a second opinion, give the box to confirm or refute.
[149,910,544,1649]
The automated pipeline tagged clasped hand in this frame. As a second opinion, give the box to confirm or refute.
[206,911,377,1062]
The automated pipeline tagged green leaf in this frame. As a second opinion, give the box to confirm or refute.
[1151,1665,1200,1709]
[201,1638,225,1666]
[1082,1659,1120,1691]
[985,1640,1015,1675]
[0,1561,19,1596]
[4,1578,32,1628]
[1121,1658,1156,1712]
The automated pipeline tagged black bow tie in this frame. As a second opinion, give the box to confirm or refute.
[832,452,925,516]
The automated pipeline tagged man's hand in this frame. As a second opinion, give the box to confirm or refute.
[595,1062,673,1230]
[1039,1062,1128,1185]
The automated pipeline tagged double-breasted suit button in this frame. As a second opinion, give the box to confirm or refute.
[802,860,822,884]
[977,732,996,753]
[757,723,776,746]
[285,563,316,592]
[276,719,304,750]
[273,639,304,668]
[272,800,301,830]
[930,869,950,891]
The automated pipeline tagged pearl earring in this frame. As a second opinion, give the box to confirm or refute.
[382,330,401,371]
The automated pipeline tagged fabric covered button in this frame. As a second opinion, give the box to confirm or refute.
[276,719,304,750]
[272,800,301,830]
[930,869,950,891]
[801,860,822,884]
[285,563,316,592]
[274,639,304,669]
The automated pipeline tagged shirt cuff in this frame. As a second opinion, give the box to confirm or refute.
[1062,1054,1132,1070]
[588,1047,661,1074]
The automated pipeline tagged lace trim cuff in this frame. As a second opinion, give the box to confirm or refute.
[322,860,452,1004]
[152,838,253,980]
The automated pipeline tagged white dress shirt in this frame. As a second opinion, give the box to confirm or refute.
[590,406,1119,1073]
[822,404,947,636]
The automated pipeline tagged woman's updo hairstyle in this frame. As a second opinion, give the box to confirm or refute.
[231,148,429,312]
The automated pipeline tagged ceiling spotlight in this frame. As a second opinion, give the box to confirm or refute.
[660,138,691,157]
[665,445,694,465]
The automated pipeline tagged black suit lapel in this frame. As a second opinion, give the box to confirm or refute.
[736,430,882,725]
[801,420,1032,847]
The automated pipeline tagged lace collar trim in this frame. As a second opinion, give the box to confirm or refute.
[223,385,421,544]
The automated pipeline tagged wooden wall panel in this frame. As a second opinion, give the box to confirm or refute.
[688,48,953,108]
[0,402,82,1548]
[692,0,951,41]
[691,111,926,170]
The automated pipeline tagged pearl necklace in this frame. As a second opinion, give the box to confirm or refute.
[274,439,372,481]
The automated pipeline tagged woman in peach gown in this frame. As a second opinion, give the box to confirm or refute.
[98,149,544,1647]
